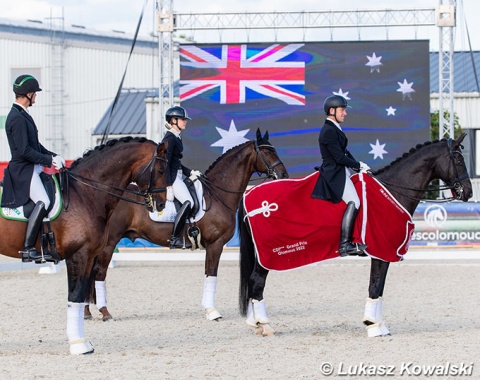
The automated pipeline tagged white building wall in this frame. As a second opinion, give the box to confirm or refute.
[0,22,159,161]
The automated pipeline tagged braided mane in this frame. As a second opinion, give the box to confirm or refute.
[204,141,251,175]
[69,136,152,170]
[374,138,446,175]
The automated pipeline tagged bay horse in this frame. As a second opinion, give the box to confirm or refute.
[0,136,167,355]
[238,133,473,336]
[85,129,288,322]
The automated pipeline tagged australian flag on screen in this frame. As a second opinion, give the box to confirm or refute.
[180,40,430,177]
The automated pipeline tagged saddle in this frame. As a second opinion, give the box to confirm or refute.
[0,173,62,221]
[0,173,63,264]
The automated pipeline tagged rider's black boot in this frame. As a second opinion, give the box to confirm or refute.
[338,201,367,257]
[20,201,52,262]
[169,201,192,249]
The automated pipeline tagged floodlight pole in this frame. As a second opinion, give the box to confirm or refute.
[156,0,174,142]
[437,0,456,140]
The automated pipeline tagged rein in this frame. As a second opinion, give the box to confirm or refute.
[374,138,470,202]
[200,140,283,213]
[63,145,167,210]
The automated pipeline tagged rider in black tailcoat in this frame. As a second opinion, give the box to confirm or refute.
[311,95,370,256]
[1,75,65,262]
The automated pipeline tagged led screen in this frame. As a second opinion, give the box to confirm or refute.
[180,40,430,177]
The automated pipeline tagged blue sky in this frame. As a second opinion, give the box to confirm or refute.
[2,0,479,51]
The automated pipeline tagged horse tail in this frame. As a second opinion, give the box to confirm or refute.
[238,203,255,316]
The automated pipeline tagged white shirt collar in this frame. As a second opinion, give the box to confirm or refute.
[14,101,28,113]
[170,128,181,138]
[328,118,342,131]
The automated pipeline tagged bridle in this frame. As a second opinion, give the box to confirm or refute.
[375,138,470,202]
[63,143,167,211]
[199,140,284,212]
[253,140,284,180]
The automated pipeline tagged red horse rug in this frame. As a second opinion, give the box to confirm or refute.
[243,172,414,271]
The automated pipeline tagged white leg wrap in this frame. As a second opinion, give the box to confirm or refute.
[67,302,94,355]
[245,300,256,326]
[95,281,107,309]
[201,276,217,310]
[246,299,269,326]
[363,297,382,324]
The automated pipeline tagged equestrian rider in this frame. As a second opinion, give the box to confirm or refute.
[162,106,202,249]
[1,75,65,262]
[311,95,370,256]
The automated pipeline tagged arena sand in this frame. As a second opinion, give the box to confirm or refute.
[0,255,478,379]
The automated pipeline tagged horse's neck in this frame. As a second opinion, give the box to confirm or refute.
[207,144,255,202]
[377,150,438,215]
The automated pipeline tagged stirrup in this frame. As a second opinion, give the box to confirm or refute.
[338,242,367,257]
[169,236,192,250]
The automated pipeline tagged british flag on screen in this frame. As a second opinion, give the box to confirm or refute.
[180,44,306,105]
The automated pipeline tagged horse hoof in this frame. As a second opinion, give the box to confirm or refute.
[102,315,113,322]
[205,308,222,321]
[69,339,94,355]
[84,314,93,321]
[255,323,275,336]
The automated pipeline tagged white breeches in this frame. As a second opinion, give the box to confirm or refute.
[172,170,194,205]
[342,167,359,209]
[30,165,50,209]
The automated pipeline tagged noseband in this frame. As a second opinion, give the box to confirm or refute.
[446,138,469,200]
[253,140,284,179]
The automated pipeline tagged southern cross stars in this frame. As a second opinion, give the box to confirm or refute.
[369,139,388,160]
[365,52,383,73]
[397,79,415,100]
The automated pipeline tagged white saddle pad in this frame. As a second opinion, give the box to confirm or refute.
[0,176,62,222]
[149,179,206,223]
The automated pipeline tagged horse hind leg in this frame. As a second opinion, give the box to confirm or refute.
[364,259,391,337]
[246,265,274,336]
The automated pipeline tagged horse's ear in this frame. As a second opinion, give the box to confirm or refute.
[452,132,467,150]
[256,128,261,141]
[264,130,269,141]
[158,141,167,154]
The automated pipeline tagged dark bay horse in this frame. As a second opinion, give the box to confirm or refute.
[0,137,167,354]
[85,129,288,322]
[238,133,473,336]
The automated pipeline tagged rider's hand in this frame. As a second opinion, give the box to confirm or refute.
[166,186,174,202]
[52,155,66,170]
[359,161,371,173]
[189,170,202,181]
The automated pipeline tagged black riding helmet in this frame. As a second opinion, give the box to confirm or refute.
[323,95,350,116]
[165,106,191,123]
[13,75,42,95]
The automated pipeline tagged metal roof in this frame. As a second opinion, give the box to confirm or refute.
[430,51,480,93]
[93,89,157,136]
[95,52,480,136]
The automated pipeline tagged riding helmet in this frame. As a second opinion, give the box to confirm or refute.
[165,106,191,122]
[323,95,350,115]
[13,75,42,95]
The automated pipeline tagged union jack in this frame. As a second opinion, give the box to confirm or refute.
[180,44,306,105]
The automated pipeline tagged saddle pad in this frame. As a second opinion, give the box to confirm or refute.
[0,176,62,222]
[149,178,206,223]
[243,172,414,271]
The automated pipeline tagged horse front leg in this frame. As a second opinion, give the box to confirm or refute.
[363,258,391,337]
[85,248,114,322]
[246,263,274,336]
[202,242,224,321]
[66,254,96,355]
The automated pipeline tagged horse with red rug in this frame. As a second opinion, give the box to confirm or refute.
[238,133,472,336]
